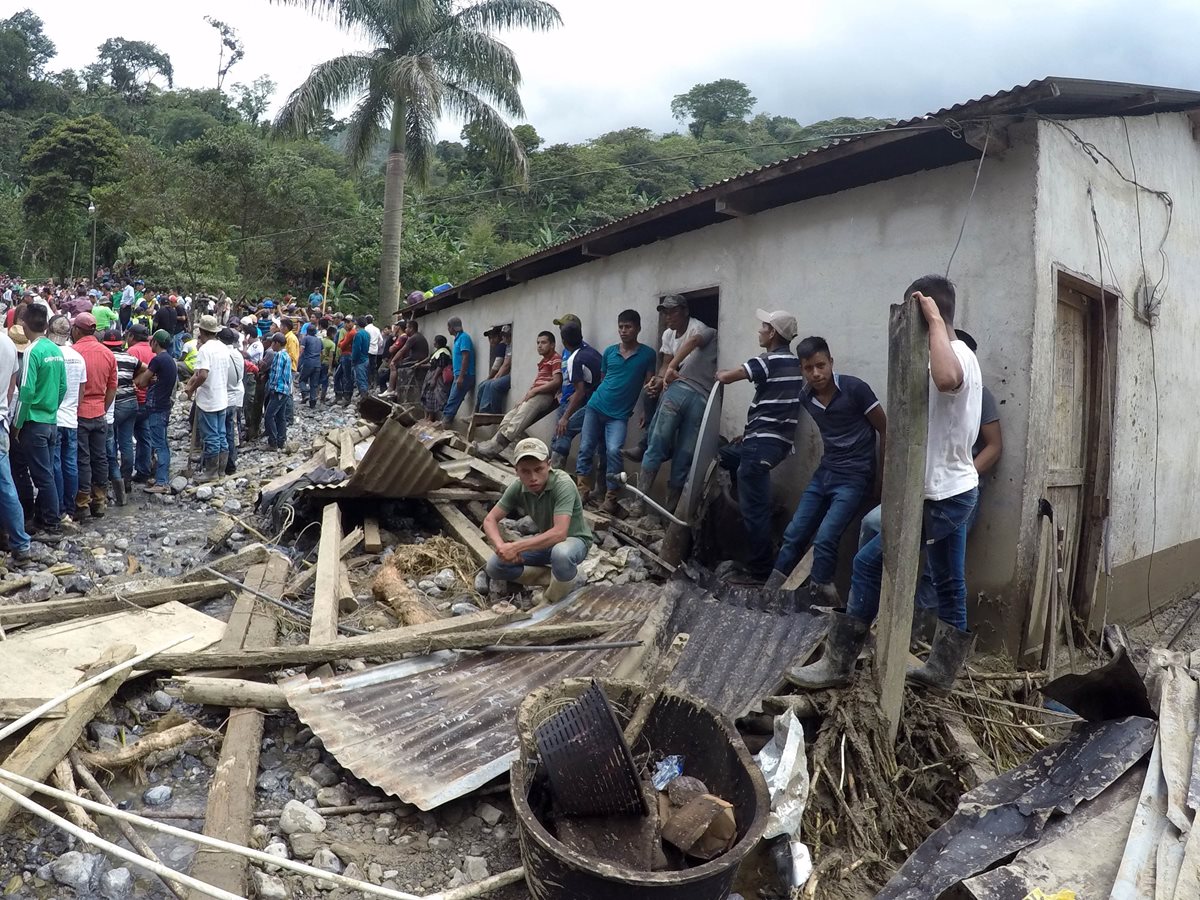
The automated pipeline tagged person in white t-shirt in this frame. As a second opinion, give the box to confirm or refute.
[48,315,86,524]
[219,328,246,475]
[183,315,233,482]
[790,274,982,693]
[0,331,33,558]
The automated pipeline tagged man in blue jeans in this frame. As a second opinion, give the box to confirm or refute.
[575,309,657,514]
[441,316,475,427]
[264,334,293,450]
[482,438,594,604]
[12,304,66,543]
[351,316,372,401]
[549,317,601,471]
[0,329,32,560]
[716,309,803,579]
[183,315,233,481]
[764,337,887,594]
[790,275,982,692]
[135,331,178,493]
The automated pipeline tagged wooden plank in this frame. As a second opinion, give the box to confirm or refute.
[283,527,362,599]
[187,554,287,898]
[339,430,356,474]
[432,501,494,568]
[205,515,237,548]
[165,677,288,710]
[874,297,929,742]
[0,579,232,626]
[425,488,503,502]
[310,504,343,645]
[0,700,65,720]
[781,547,814,592]
[0,645,136,829]
[218,565,268,652]
[258,451,323,498]
[146,620,631,672]
[336,571,358,615]
[363,518,383,553]
[181,543,271,582]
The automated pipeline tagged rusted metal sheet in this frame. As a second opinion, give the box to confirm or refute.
[298,416,450,500]
[285,585,662,810]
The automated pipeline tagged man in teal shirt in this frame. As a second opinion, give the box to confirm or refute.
[575,309,657,513]
[441,316,475,427]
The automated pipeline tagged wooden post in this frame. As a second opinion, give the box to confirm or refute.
[874,298,929,742]
[322,260,331,314]
[363,518,383,553]
[310,504,343,644]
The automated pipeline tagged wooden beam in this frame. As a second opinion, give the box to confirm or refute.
[581,243,609,258]
[363,518,383,553]
[144,620,630,672]
[432,501,494,567]
[714,198,751,217]
[963,121,1010,156]
[310,504,344,645]
[182,544,271,582]
[874,297,929,742]
[0,645,136,829]
[282,527,362,599]
[186,554,288,898]
[338,430,356,474]
[165,677,288,710]
[781,547,815,592]
[0,579,232,626]
[336,571,357,615]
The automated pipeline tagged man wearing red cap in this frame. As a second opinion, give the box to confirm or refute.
[71,312,117,518]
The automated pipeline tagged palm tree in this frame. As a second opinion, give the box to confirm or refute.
[273,0,561,320]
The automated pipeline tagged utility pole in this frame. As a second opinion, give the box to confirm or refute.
[88,200,97,280]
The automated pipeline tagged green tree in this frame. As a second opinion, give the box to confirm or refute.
[204,17,245,91]
[273,0,562,320]
[670,79,756,138]
[86,38,174,102]
[0,10,58,112]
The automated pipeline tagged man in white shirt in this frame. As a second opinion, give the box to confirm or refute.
[791,274,982,692]
[49,315,86,527]
[183,315,234,482]
[364,315,383,385]
[219,328,246,475]
[0,330,33,558]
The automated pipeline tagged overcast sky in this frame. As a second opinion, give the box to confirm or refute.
[10,0,1200,144]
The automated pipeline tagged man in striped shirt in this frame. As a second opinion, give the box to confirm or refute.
[716,308,802,579]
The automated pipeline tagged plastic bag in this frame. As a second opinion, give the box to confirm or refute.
[754,709,809,840]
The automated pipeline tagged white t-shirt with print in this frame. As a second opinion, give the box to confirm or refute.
[660,316,718,395]
[57,345,87,429]
[925,340,982,501]
[194,340,231,413]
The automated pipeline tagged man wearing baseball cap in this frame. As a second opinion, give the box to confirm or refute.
[481,437,593,603]
[71,311,117,518]
[183,314,235,480]
[476,324,512,414]
[715,307,803,580]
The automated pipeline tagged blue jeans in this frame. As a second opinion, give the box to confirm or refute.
[477,374,511,414]
[172,332,184,359]
[299,362,321,405]
[848,487,979,631]
[146,409,171,484]
[335,356,352,396]
[485,537,589,583]
[774,467,871,583]
[719,438,790,576]
[197,408,228,460]
[641,382,706,490]
[636,390,660,455]
[550,401,588,458]
[443,377,474,420]
[353,360,370,396]
[576,408,627,491]
[19,422,58,529]
[265,391,288,448]
[134,403,151,478]
[0,431,31,551]
[113,399,137,480]
[319,363,330,399]
[53,427,78,512]
[224,407,239,469]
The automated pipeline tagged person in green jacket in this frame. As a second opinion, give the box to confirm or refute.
[13,302,67,541]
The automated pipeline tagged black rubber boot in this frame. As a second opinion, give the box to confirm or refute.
[786,610,869,690]
[910,606,939,648]
[906,619,975,692]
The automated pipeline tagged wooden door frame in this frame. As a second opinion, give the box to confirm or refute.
[1053,267,1117,630]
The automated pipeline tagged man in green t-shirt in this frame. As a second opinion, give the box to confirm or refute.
[482,437,593,602]
[92,295,118,331]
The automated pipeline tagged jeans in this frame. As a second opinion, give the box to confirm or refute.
[197,408,228,460]
[265,391,289,448]
[353,360,370,396]
[636,390,660,455]
[146,409,171,484]
[774,467,871,583]
[443,377,474,420]
[641,382,706,490]
[318,363,330,400]
[550,401,588,458]
[335,356,353,396]
[485,537,589,583]
[53,427,78,512]
[0,430,31,551]
[496,394,557,444]
[477,374,511,414]
[224,407,239,469]
[9,430,33,515]
[848,487,979,631]
[77,415,109,493]
[113,399,137,480]
[134,403,151,478]
[18,421,58,529]
[299,362,321,406]
[575,408,627,491]
[172,332,184,359]
[719,438,790,576]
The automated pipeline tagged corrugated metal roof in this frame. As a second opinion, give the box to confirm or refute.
[296,416,450,500]
[409,76,1200,316]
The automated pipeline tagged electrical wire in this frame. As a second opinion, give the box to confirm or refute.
[945,122,989,277]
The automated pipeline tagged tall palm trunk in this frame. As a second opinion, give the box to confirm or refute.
[378,101,407,321]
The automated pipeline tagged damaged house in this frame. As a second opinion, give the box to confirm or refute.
[412,76,1200,658]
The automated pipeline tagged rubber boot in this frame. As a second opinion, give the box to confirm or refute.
[75,490,92,518]
[808,581,840,608]
[440,416,455,430]
[514,566,551,587]
[600,489,621,516]
[786,610,869,690]
[473,434,509,461]
[576,473,595,502]
[196,457,219,483]
[111,476,126,507]
[906,620,976,692]
[550,452,566,469]
[545,576,574,603]
[216,452,229,478]
[910,606,939,649]
[764,569,788,591]
[665,485,683,514]
[89,484,108,519]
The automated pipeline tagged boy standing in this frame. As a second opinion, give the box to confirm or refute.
[790,275,982,691]
[765,337,887,593]
[13,303,66,541]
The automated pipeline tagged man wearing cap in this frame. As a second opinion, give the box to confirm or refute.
[12,303,66,541]
[102,328,144,506]
[475,325,512,414]
[125,324,155,483]
[134,331,177,492]
[71,311,118,518]
[549,317,603,472]
[91,293,118,332]
[49,315,85,521]
[264,333,293,449]
[441,316,475,426]
[472,330,561,461]
[297,322,324,408]
[631,295,718,517]
[351,316,372,399]
[219,328,247,473]
[715,308,804,580]
[184,315,236,481]
[482,437,593,603]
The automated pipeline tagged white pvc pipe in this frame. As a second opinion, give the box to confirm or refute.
[0,767,422,900]
[0,634,195,742]
[0,778,243,900]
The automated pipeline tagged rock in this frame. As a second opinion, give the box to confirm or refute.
[309,762,339,787]
[343,862,363,881]
[279,799,327,835]
[373,827,390,844]
[428,835,452,851]
[262,841,289,873]
[113,538,130,551]
[417,580,440,595]
[474,571,491,592]
[514,515,540,536]
[195,486,214,501]
[147,690,173,712]
[476,802,504,827]
[89,722,120,744]
[433,568,456,590]
[291,774,320,801]
[464,855,490,882]
[51,852,100,888]
[143,785,173,806]
[316,784,350,808]
[222,498,243,513]
[445,869,470,889]
[170,476,188,494]
[99,867,134,899]
[252,870,290,900]
[312,847,343,874]
[288,833,322,859]
[257,769,283,791]
[60,574,96,594]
